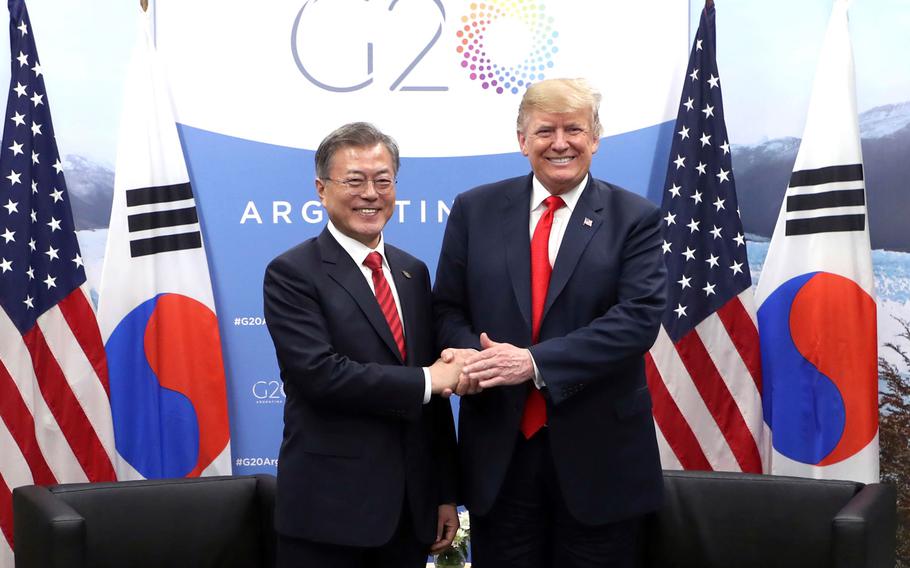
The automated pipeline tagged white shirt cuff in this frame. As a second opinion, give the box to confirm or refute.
[529,349,546,389]
[422,367,432,404]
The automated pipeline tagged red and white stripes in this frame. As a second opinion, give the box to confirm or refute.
[647,289,767,473]
[0,285,116,562]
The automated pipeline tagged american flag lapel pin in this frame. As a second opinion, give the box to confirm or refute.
[583,217,593,227]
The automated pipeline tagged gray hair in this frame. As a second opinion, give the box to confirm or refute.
[517,78,603,138]
[314,122,400,179]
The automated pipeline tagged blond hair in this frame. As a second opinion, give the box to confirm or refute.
[517,78,602,137]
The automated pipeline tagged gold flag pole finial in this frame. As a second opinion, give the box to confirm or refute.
[141,0,148,12]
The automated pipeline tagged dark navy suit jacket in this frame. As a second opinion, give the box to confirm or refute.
[434,174,666,524]
[264,228,457,547]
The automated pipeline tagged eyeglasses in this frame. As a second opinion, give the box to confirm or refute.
[324,177,396,195]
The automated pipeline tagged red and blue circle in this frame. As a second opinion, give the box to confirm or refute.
[107,293,230,478]
[456,1,558,94]
[758,271,877,466]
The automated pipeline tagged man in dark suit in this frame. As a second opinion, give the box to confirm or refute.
[264,122,460,567]
[435,79,667,567]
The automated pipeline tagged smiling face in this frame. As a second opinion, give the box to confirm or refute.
[517,107,599,196]
[316,143,396,249]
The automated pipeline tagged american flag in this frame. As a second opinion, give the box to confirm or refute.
[0,1,116,561]
[645,1,766,474]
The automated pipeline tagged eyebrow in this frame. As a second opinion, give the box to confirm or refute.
[534,122,585,130]
[342,167,392,176]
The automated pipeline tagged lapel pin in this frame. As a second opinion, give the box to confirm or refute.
[402,270,412,279]
[583,217,593,227]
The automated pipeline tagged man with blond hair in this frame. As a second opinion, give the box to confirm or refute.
[435,79,667,567]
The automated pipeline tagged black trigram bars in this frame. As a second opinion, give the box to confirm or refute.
[125,182,202,257]
[785,164,865,236]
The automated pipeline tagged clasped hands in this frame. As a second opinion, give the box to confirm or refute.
[429,332,533,397]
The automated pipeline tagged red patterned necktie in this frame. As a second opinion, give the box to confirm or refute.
[363,251,407,361]
[521,195,565,439]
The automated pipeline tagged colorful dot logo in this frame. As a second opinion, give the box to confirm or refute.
[456,1,559,94]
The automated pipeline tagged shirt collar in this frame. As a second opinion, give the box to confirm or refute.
[530,174,587,213]
[326,220,386,267]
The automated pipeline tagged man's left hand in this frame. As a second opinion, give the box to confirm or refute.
[430,503,459,554]
[463,332,534,388]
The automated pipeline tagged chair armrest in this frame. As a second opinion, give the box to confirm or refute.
[13,485,85,568]
[832,483,896,568]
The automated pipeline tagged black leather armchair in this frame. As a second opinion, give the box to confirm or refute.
[13,474,276,568]
[645,470,896,568]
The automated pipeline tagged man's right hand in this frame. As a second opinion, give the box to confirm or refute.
[440,348,481,396]
[429,358,462,396]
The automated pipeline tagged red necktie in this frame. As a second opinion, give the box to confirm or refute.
[520,195,565,439]
[363,251,407,361]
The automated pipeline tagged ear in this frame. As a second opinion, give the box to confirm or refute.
[517,130,530,156]
[315,178,327,204]
[591,134,601,155]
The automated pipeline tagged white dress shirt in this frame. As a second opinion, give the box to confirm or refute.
[327,221,433,403]
[528,174,587,258]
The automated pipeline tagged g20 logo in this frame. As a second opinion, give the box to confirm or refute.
[252,380,286,403]
[456,1,558,94]
[290,0,558,94]
[291,0,448,92]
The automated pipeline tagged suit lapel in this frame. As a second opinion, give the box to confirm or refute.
[318,229,404,363]
[502,176,534,339]
[545,177,604,316]
[386,245,418,366]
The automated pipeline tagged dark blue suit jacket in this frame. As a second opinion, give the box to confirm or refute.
[434,174,666,524]
[264,228,457,547]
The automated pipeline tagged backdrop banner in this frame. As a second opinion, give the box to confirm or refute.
[154,0,688,474]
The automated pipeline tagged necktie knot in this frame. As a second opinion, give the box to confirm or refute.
[543,195,565,214]
[363,251,383,272]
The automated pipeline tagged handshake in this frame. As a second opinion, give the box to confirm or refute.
[428,332,535,397]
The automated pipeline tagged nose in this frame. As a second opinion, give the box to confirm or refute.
[358,182,380,198]
[552,129,570,150]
